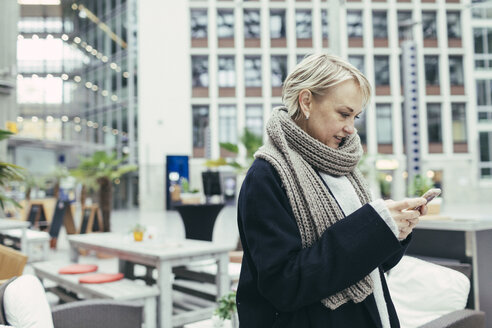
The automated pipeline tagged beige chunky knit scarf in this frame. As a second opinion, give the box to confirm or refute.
[255,107,374,310]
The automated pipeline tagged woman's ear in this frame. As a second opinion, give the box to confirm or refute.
[298,89,312,119]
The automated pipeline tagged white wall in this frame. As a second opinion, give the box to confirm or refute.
[138,0,192,210]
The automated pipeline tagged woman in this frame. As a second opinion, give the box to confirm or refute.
[236,54,427,328]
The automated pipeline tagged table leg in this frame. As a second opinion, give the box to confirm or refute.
[69,244,79,262]
[20,227,28,255]
[216,252,230,299]
[144,296,157,328]
[156,261,172,328]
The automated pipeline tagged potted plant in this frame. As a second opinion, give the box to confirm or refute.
[0,130,25,213]
[214,291,238,328]
[131,223,146,242]
[71,151,137,232]
[179,177,201,204]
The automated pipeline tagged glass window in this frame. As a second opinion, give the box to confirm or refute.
[372,11,388,39]
[217,9,234,39]
[347,11,363,38]
[191,9,207,38]
[451,103,467,143]
[473,28,492,70]
[480,132,491,162]
[449,56,464,85]
[348,55,364,74]
[245,105,264,137]
[397,11,412,39]
[422,11,437,39]
[376,104,392,144]
[472,0,492,19]
[474,28,485,53]
[271,56,288,87]
[17,77,63,104]
[270,10,286,39]
[321,9,329,39]
[244,56,262,87]
[447,12,461,38]
[192,105,209,149]
[427,103,442,143]
[296,10,312,39]
[219,105,237,143]
[424,56,439,85]
[218,56,235,87]
[244,9,260,39]
[297,55,307,64]
[374,56,390,86]
[479,132,492,178]
[476,80,490,106]
[191,56,209,88]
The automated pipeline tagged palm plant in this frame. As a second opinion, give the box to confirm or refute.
[0,130,24,210]
[207,128,263,171]
[71,151,137,232]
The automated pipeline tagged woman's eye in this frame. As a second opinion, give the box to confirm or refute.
[355,115,361,120]
[341,113,350,118]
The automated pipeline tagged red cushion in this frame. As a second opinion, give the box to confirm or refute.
[79,273,124,284]
[59,264,98,274]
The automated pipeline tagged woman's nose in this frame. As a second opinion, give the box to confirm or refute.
[344,124,355,134]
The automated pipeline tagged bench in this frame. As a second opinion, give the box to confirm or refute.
[0,229,49,261]
[32,261,160,328]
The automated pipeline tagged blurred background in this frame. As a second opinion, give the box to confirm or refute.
[0,0,492,215]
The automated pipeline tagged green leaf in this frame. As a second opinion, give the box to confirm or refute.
[219,142,239,154]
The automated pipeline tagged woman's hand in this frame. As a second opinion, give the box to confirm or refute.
[384,198,427,240]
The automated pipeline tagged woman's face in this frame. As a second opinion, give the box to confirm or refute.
[299,79,363,149]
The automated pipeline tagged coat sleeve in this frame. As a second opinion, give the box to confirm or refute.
[238,160,407,312]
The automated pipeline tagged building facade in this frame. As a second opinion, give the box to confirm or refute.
[5,0,491,210]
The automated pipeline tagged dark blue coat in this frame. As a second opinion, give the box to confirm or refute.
[236,159,410,328]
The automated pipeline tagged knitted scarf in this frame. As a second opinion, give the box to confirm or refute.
[255,107,373,310]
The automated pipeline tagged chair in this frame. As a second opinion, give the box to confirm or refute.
[0,245,27,281]
[51,299,143,328]
[387,256,485,328]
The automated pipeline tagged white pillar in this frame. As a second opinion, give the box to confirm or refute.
[138,0,192,211]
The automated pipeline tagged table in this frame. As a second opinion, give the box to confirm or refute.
[68,233,233,328]
[408,216,492,327]
[175,203,225,241]
[0,218,29,254]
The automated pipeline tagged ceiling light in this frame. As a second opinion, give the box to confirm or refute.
[74,117,81,123]
[16,117,23,123]
[61,34,69,41]
[61,74,69,80]
[74,76,81,82]
[61,115,69,122]
[74,37,81,44]
[46,115,53,122]
[85,82,92,88]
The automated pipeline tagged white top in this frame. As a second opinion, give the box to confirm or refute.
[320,173,397,328]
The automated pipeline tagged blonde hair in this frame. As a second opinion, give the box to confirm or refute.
[282,53,372,119]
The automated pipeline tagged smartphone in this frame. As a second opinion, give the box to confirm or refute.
[412,188,441,210]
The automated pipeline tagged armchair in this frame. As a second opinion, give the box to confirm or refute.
[51,299,143,328]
